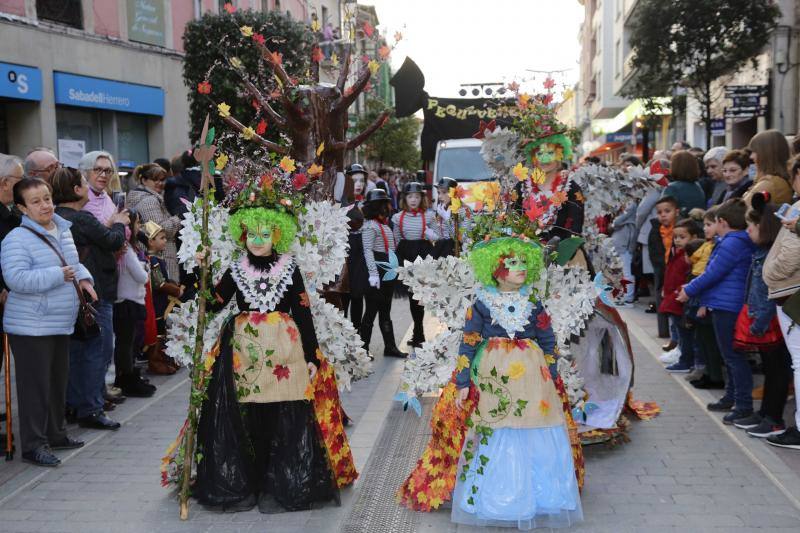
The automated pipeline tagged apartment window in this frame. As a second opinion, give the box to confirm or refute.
[36,0,82,28]
[322,5,329,24]
[615,39,622,78]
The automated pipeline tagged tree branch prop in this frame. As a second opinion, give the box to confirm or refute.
[334,66,372,114]
[219,114,289,154]
[239,75,288,128]
[178,115,215,521]
[336,44,352,92]
[254,41,307,122]
[347,111,391,150]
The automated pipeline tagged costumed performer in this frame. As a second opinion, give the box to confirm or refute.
[432,177,473,258]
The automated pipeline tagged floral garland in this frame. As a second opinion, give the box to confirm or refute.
[229,253,295,313]
[176,197,235,282]
[474,285,535,338]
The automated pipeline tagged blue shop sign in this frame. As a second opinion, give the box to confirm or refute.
[53,72,164,116]
[0,62,42,101]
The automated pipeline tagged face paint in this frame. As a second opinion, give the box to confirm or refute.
[353,173,365,195]
[503,255,527,272]
[245,224,275,256]
[536,143,559,165]
[405,192,422,210]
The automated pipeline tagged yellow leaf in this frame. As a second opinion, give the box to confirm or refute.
[316,142,325,156]
[416,492,428,503]
[304,382,315,400]
[450,196,462,213]
[240,25,253,37]
[203,354,215,372]
[429,496,443,508]
[229,56,243,70]
[266,312,281,325]
[368,59,381,76]
[279,156,296,172]
[512,162,529,182]
[508,361,526,380]
[217,102,231,118]
[310,19,320,32]
[331,53,339,67]
[307,163,324,177]
[531,167,546,185]
[241,126,256,140]
[215,153,229,170]
[456,355,470,372]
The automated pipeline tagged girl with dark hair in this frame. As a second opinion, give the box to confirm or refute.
[731,193,792,438]
[392,181,435,348]
[360,189,406,358]
[113,209,156,398]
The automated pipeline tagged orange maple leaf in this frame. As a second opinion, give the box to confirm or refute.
[378,45,391,59]
[463,331,482,346]
[299,291,311,307]
[268,50,283,66]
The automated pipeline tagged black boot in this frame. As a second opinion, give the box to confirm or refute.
[359,321,373,354]
[380,321,407,358]
[116,370,156,398]
[408,321,425,348]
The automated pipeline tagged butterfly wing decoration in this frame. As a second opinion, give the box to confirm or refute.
[393,391,423,416]
[376,250,399,281]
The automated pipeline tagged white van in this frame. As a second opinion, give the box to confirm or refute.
[432,138,495,207]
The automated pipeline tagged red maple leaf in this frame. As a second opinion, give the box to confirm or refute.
[251,99,260,110]
[292,173,308,190]
[197,81,211,95]
[543,77,555,90]
[252,33,265,45]
[286,325,299,342]
[472,119,496,140]
[523,197,547,222]
[363,21,374,37]
[273,364,291,381]
[268,51,283,66]
[542,93,554,106]
[255,119,267,135]
[249,312,268,325]
[536,311,551,330]
[311,45,324,63]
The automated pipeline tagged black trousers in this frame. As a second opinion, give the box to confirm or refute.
[362,279,396,328]
[759,343,792,423]
[8,334,69,453]
[653,267,670,338]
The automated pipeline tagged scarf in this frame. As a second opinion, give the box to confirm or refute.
[659,223,674,264]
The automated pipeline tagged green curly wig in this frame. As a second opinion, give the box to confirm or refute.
[468,237,544,288]
[523,133,574,163]
[227,207,298,254]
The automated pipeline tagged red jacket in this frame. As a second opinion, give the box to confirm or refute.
[659,248,689,316]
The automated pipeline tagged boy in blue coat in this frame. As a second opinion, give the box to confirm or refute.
[678,198,756,423]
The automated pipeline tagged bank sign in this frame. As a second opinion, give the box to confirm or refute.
[0,62,42,101]
[53,72,164,116]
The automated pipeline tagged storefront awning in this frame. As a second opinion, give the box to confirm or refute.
[590,142,625,156]
[53,72,164,116]
[0,62,42,102]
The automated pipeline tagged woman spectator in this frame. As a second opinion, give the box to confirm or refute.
[745,129,793,206]
[662,151,706,216]
[714,150,753,205]
[79,151,118,226]
[126,164,181,281]
[2,177,95,466]
[703,146,729,206]
[52,167,127,430]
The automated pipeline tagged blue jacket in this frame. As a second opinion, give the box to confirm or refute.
[1,215,92,336]
[745,248,776,335]
[685,230,755,313]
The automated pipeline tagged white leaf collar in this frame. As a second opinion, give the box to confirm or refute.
[475,284,535,338]
[230,253,295,313]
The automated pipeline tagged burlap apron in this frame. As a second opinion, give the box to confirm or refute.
[232,311,309,404]
[470,338,564,429]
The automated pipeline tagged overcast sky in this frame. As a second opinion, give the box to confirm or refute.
[365,0,585,98]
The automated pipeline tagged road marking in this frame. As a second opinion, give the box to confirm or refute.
[622,310,800,512]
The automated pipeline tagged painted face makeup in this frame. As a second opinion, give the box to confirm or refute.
[536,143,559,165]
[405,192,422,210]
[353,173,365,196]
[245,224,276,256]
[503,255,527,272]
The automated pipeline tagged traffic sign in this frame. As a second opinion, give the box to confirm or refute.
[725,85,768,98]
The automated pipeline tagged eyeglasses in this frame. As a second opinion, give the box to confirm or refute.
[92,167,114,176]
[32,162,62,175]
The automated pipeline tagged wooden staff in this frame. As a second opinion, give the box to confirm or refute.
[178,115,216,520]
[4,333,13,460]
[453,211,461,258]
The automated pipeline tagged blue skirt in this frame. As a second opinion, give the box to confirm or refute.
[451,425,582,530]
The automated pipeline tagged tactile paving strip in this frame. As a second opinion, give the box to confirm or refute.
[340,398,434,533]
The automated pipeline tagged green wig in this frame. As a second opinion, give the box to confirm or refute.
[468,237,544,288]
[523,133,574,163]
[227,207,298,254]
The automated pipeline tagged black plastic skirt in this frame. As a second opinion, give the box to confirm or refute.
[347,232,370,298]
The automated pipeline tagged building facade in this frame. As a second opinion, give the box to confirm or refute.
[0,0,341,168]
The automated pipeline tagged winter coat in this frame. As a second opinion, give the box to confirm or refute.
[690,239,714,277]
[636,188,662,245]
[684,230,756,313]
[116,246,148,305]
[126,186,181,280]
[164,168,201,217]
[1,214,92,336]
[647,217,667,273]
[0,203,21,292]
[662,180,706,216]
[745,174,793,206]
[55,206,125,302]
[611,203,638,256]
[745,248,776,336]
[763,199,800,299]
[659,248,689,316]
[712,178,753,206]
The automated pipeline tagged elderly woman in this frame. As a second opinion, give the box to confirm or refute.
[703,146,729,206]
[79,151,119,226]
[2,177,95,466]
[126,163,181,281]
[53,167,128,430]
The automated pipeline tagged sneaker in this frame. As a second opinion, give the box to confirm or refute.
[662,340,678,352]
[645,303,657,314]
[766,426,800,449]
[105,385,123,399]
[723,409,754,425]
[659,348,681,364]
[707,398,734,412]
[684,368,705,382]
[733,413,762,430]
[747,418,786,438]
[665,362,692,373]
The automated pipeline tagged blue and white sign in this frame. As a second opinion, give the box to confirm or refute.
[0,62,42,101]
[53,72,164,116]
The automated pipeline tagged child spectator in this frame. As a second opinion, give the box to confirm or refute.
[660,219,702,373]
[679,199,756,424]
[113,210,156,398]
[731,194,792,438]
[141,221,182,375]
[648,196,680,358]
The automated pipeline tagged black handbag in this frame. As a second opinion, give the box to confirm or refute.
[22,226,100,340]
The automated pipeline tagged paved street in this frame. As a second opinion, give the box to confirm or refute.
[1,304,800,532]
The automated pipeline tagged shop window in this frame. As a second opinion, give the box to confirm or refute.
[0,104,8,154]
[116,114,149,167]
[56,107,102,155]
[36,0,83,29]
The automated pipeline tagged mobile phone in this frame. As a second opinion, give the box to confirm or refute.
[112,192,126,212]
[775,203,799,221]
